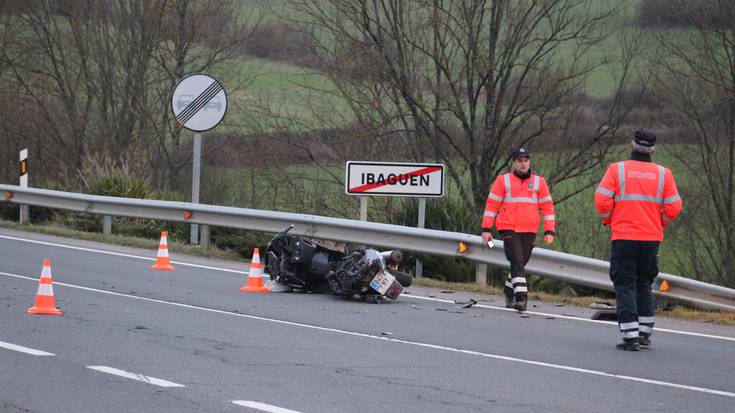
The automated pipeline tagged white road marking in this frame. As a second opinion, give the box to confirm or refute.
[405,294,735,343]
[1,270,734,399]
[0,234,245,274]
[1,233,733,342]
[86,365,185,388]
[0,340,55,356]
[232,400,302,413]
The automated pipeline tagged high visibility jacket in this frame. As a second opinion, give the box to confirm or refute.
[482,172,556,234]
[595,160,682,241]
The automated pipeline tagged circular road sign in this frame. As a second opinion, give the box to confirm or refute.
[171,73,227,132]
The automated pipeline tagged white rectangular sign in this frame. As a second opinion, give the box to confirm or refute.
[345,161,445,197]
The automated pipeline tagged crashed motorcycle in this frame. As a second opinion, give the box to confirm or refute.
[264,225,413,302]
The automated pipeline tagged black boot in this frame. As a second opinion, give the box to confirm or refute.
[504,294,514,308]
[513,295,527,312]
[639,336,651,347]
[616,338,640,351]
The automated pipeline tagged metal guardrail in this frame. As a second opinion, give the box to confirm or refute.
[2,184,735,312]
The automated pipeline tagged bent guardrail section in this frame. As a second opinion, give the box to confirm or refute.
[2,185,734,311]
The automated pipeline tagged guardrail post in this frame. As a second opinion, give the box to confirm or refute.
[475,263,487,287]
[103,215,112,235]
[200,224,210,249]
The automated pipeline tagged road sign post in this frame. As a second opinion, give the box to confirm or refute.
[170,74,227,247]
[19,149,28,225]
[345,161,445,278]
[359,197,368,221]
[416,197,426,278]
[191,132,202,245]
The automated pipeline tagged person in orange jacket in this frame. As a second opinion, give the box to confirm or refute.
[481,148,556,311]
[595,130,682,351]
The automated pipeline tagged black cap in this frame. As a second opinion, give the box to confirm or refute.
[512,147,530,161]
[634,129,656,147]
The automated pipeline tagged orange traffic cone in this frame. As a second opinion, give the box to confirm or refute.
[28,259,62,315]
[239,248,270,292]
[150,231,175,270]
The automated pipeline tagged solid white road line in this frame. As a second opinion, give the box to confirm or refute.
[405,294,735,342]
[2,233,733,342]
[0,340,55,356]
[1,270,733,399]
[86,365,185,388]
[232,400,302,413]
[0,234,245,274]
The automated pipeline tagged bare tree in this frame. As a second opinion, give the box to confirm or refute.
[0,0,258,191]
[276,0,639,215]
[648,0,735,287]
[149,0,260,189]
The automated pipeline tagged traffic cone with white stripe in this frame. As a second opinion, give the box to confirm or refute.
[28,259,62,315]
[239,248,270,292]
[150,231,175,270]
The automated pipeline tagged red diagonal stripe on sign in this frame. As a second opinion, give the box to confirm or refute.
[350,166,442,193]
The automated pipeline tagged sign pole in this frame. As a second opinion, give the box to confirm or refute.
[415,197,426,278]
[19,149,28,225]
[170,73,228,246]
[190,132,201,245]
[359,197,368,221]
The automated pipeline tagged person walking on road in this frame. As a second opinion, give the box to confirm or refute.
[595,130,682,351]
[481,148,556,311]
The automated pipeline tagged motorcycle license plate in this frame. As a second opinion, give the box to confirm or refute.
[369,271,396,295]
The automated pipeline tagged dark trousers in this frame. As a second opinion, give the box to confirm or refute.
[501,231,536,299]
[610,240,659,341]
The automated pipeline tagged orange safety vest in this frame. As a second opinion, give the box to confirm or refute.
[594,160,682,241]
[482,172,556,234]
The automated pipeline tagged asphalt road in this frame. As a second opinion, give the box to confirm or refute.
[1,228,734,413]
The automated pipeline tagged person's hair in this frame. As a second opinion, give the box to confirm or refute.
[631,140,655,154]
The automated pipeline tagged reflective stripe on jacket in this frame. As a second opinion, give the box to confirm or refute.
[594,160,682,241]
[482,172,555,233]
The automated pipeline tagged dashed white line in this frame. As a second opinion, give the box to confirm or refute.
[0,340,55,356]
[232,400,302,413]
[1,270,734,399]
[86,365,185,388]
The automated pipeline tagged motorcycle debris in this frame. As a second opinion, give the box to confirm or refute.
[411,304,420,310]
[454,298,477,309]
[590,302,615,310]
[268,283,293,293]
[381,332,393,336]
[440,290,455,293]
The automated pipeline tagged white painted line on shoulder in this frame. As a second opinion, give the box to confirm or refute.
[404,294,735,342]
[1,271,733,399]
[0,340,55,356]
[0,234,244,274]
[86,365,185,388]
[232,400,302,413]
